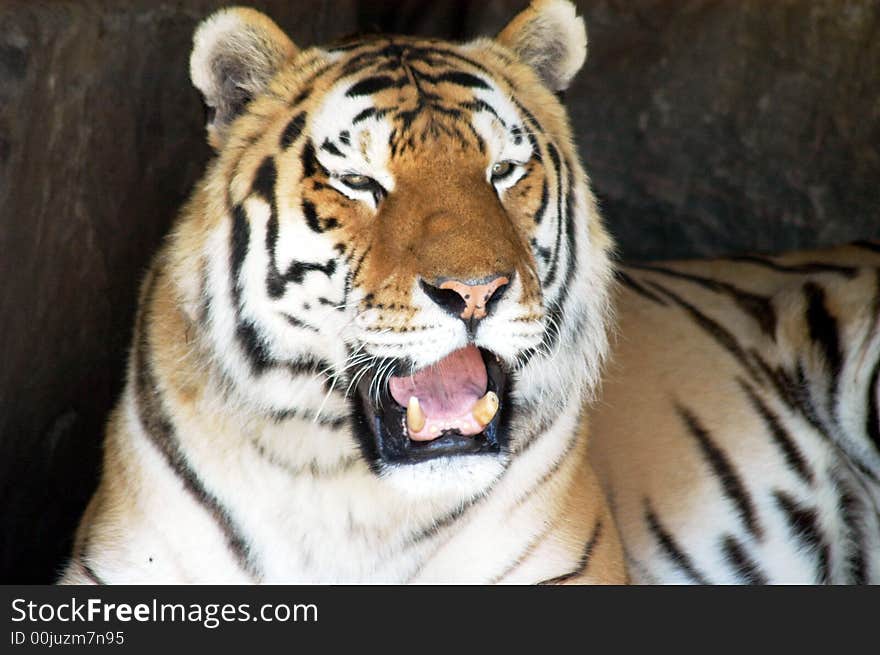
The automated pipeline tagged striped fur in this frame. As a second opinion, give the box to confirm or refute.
[592,243,880,584]
[60,2,627,584]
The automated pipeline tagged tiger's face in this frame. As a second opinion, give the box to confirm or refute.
[188,1,613,497]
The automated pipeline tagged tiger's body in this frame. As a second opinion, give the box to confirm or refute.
[592,242,880,583]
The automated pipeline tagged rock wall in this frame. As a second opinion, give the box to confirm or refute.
[1,0,877,581]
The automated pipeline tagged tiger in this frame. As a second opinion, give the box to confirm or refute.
[60,0,629,584]
[590,242,880,583]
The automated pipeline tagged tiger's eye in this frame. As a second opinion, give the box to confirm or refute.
[491,161,514,179]
[340,174,371,188]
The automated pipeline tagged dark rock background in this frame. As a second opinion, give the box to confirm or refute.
[1,0,877,582]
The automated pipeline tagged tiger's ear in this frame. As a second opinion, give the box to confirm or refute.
[496,0,587,91]
[190,7,298,149]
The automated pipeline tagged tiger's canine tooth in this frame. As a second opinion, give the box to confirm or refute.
[406,396,426,433]
[471,391,499,427]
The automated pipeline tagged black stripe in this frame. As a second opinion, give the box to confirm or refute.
[407,500,473,545]
[511,124,523,144]
[726,254,857,278]
[338,42,403,75]
[283,258,337,284]
[135,274,259,579]
[229,203,250,307]
[281,313,321,333]
[511,97,545,136]
[507,407,558,456]
[269,407,347,430]
[425,70,489,89]
[629,263,777,337]
[677,405,762,538]
[279,111,307,149]
[490,522,555,584]
[264,209,284,300]
[872,269,880,337]
[550,160,578,296]
[236,321,273,374]
[350,244,371,284]
[737,379,814,485]
[459,98,505,125]
[556,162,579,309]
[536,162,577,355]
[408,45,494,76]
[301,141,319,178]
[773,490,830,583]
[541,142,564,288]
[867,359,880,455]
[76,531,106,584]
[338,130,351,145]
[526,130,542,163]
[232,200,320,375]
[511,433,580,507]
[644,501,710,584]
[300,199,339,234]
[328,39,373,53]
[539,519,604,584]
[749,349,880,484]
[835,475,867,584]
[320,138,344,157]
[804,282,843,418]
[533,177,549,224]
[804,281,842,373]
[80,562,105,585]
[352,107,378,124]
[302,199,324,234]
[529,238,551,264]
[253,156,287,300]
[455,121,486,154]
[750,351,830,443]
[615,269,668,306]
[287,355,333,379]
[647,281,762,381]
[540,300,565,356]
[346,75,403,97]
[287,61,331,107]
[720,535,767,584]
[251,155,277,201]
[290,86,311,108]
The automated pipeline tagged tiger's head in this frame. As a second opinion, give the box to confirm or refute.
[182,0,613,497]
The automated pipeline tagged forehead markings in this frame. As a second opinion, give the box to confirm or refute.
[336,41,498,78]
[265,41,540,210]
[322,42,524,158]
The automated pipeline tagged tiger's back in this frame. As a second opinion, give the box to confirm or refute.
[592,242,880,583]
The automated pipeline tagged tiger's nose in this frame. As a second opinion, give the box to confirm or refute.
[420,274,511,324]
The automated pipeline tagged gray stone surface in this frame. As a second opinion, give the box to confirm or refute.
[1,0,877,581]
[571,0,880,260]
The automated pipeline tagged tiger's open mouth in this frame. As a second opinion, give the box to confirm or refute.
[353,345,510,465]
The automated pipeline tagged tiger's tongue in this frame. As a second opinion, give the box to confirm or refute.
[388,346,487,437]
